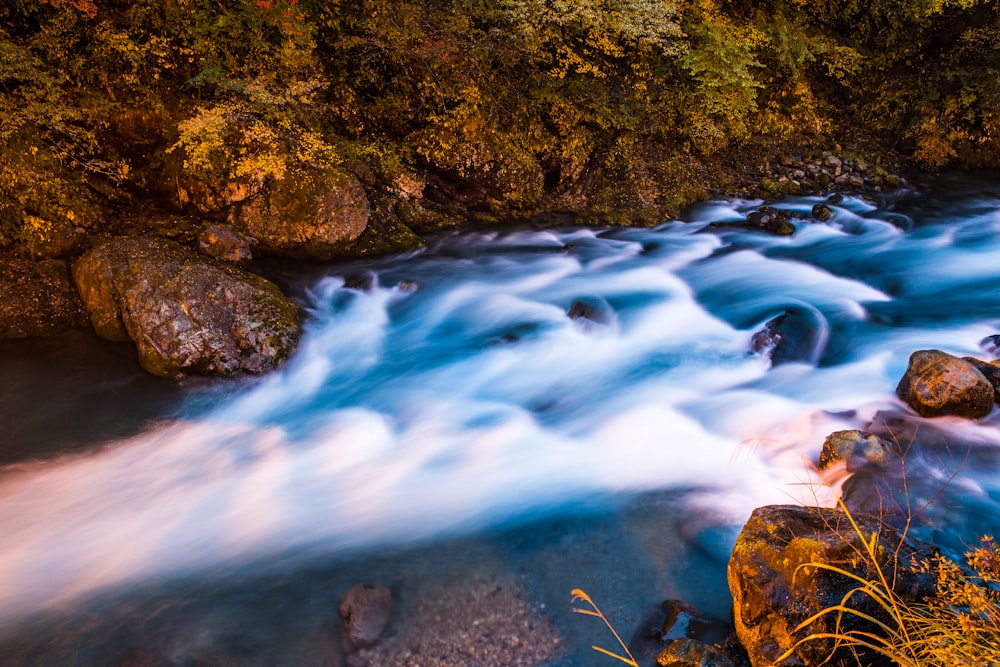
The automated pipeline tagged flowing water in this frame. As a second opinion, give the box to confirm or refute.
[3,180,1000,664]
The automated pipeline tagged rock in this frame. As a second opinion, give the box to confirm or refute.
[167,151,264,217]
[745,207,796,236]
[631,599,732,665]
[895,349,994,418]
[656,638,735,667]
[19,214,86,258]
[811,203,833,222]
[750,308,827,365]
[339,584,393,651]
[198,223,253,265]
[568,298,614,327]
[0,257,88,338]
[818,430,892,472]
[979,334,1000,358]
[963,356,1000,403]
[72,237,299,377]
[729,505,935,667]
[236,167,371,260]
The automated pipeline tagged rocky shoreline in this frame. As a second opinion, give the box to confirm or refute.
[0,143,910,378]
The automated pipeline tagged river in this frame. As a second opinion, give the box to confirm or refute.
[2,178,1000,665]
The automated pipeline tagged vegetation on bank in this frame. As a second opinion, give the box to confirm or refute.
[2,0,999,253]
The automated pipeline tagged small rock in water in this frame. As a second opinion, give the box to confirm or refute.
[818,430,892,472]
[657,638,735,667]
[632,599,732,664]
[745,207,796,236]
[979,334,1000,358]
[568,297,615,330]
[396,279,420,293]
[895,349,994,419]
[343,271,378,291]
[340,584,393,651]
[811,203,833,222]
[751,308,826,366]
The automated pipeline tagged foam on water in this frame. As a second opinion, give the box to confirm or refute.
[4,192,1000,623]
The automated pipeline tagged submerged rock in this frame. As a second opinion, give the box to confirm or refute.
[728,505,934,667]
[339,584,393,652]
[235,167,371,260]
[0,257,88,338]
[632,599,734,667]
[72,236,299,377]
[895,349,994,418]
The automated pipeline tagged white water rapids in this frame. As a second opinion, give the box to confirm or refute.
[4,189,1000,626]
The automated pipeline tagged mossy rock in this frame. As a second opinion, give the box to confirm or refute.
[728,505,934,667]
[235,166,371,260]
[72,236,300,377]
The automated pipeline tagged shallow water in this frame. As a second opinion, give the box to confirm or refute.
[3,181,1000,664]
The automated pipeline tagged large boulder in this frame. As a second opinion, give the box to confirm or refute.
[72,237,299,377]
[728,505,934,667]
[0,257,88,338]
[235,167,371,260]
[895,349,994,418]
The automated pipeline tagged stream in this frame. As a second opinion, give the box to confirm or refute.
[3,177,1000,665]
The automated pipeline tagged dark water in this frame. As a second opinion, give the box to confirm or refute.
[3,179,1000,665]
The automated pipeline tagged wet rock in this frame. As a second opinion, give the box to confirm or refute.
[750,308,826,365]
[343,271,378,291]
[729,505,935,667]
[72,236,300,377]
[745,207,795,236]
[198,223,253,266]
[0,257,88,338]
[979,334,1000,358]
[895,349,994,418]
[963,356,1000,403]
[339,584,393,651]
[818,430,892,472]
[826,193,844,205]
[235,167,371,260]
[632,599,732,665]
[656,638,735,667]
[568,298,613,326]
[811,203,833,222]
